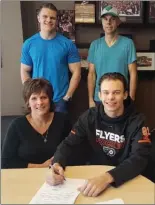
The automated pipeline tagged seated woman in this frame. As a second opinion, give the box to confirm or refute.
[1,78,71,168]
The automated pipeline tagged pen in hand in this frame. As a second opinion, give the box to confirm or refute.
[55,168,66,181]
[49,164,66,181]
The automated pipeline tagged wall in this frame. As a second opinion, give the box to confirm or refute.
[1,1,24,115]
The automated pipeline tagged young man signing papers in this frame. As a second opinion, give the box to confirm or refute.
[46,72,151,197]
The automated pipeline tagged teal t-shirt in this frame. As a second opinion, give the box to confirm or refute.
[87,36,136,101]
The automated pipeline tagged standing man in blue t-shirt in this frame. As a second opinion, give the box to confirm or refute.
[87,5,137,108]
[20,3,81,113]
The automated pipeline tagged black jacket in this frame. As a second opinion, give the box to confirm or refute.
[53,97,151,187]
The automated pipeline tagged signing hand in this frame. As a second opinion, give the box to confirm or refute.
[78,173,114,197]
[46,163,65,186]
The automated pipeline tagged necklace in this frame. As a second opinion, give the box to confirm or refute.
[106,38,117,47]
[42,129,48,143]
[32,121,49,143]
[27,113,54,143]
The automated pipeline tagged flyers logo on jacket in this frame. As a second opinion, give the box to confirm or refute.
[138,127,151,144]
[96,129,125,157]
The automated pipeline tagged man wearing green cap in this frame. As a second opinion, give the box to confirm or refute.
[87,5,137,108]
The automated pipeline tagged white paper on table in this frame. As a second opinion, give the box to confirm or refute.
[95,198,124,204]
[29,178,85,204]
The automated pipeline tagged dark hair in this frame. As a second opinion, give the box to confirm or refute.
[37,3,58,15]
[23,78,54,114]
[99,72,128,92]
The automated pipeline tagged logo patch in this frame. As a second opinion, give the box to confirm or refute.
[138,127,151,143]
[71,130,76,135]
[105,5,112,11]
[103,146,116,157]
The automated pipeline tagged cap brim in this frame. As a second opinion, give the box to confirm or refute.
[101,12,118,18]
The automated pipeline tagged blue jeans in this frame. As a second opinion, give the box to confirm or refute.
[54,99,69,113]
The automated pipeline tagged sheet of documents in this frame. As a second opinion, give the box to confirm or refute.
[29,178,85,204]
[96,198,124,204]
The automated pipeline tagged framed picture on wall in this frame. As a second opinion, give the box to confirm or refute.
[137,52,155,71]
[57,10,75,42]
[75,1,96,23]
[97,1,144,23]
[148,1,155,23]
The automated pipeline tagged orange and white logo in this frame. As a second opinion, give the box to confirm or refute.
[71,130,76,135]
[138,127,151,143]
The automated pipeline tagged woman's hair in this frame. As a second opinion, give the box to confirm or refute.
[23,78,54,114]
[99,72,128,92]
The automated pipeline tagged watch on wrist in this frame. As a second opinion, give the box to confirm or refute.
[64,95,71,101]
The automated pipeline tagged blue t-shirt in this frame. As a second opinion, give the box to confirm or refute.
[21,33,80,102]
[87,36,137,101]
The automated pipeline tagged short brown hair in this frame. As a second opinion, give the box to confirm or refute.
[23,78,54,114]
[99,72,128,92]
[37,3,58,15]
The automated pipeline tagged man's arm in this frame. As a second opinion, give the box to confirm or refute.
[53,110,89,168]
[88,63,96,108]
[78,172,114,197]
[20,63,32,84]
[108,118,151,187]
[128,61,137,101]
[47,111,89,186]
[63,62,81,100]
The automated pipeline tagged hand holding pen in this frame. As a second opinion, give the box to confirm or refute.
[46,163,66,186]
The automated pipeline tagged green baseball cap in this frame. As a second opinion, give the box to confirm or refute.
[101,5,119,18]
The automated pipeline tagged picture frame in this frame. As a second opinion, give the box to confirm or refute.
[75,1,96,23]
[97,1,144,23]
[148,1,155,24]
[57,10,75,42]
[137,52,155,71]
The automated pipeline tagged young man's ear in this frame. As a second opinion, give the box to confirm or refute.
[37,15,40,23]
[98,91,101,101]
[124,91,128,100]
[116,17,121,26]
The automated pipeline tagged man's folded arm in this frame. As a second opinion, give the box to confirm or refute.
[108,127,151,187]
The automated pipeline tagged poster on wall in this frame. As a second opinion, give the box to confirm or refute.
[137,52,155,71]
[75,2,95,23]
[148,1,155,23]
[98,1,144,23]
[57,10,75,42]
